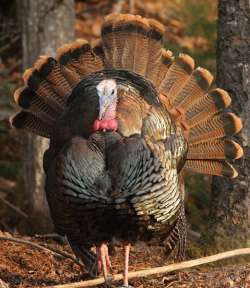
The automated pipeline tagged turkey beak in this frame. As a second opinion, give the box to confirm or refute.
[99,104,107,120]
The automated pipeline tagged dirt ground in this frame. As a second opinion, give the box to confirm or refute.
[0,235,249,288]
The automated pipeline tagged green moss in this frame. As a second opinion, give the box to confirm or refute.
[0,161,20,180]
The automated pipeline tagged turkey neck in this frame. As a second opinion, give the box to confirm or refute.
[103,100,117,120]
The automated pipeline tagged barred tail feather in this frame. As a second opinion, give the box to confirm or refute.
[11,111,52,138]
[159,54,195,105]
[185,88,232,128]
[188,113,242,145]
[184,160,238,178]
[14,87,57,124]
[187,140,243,160]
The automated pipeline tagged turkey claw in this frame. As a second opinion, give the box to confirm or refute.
[104,274,113,287]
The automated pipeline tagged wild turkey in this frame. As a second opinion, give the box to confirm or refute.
[11,13,243,288]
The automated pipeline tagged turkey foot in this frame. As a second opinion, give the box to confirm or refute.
[96,243,113,286]
[118,242,134,288]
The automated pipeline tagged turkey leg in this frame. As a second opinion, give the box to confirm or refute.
[96,243,113,286]
[119,242,134,288]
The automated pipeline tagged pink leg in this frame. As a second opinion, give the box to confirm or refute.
[96,243,112,285]
[104,244,112,270]
[123,242,131,287]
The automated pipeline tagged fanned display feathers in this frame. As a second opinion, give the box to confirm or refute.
[11,13,243,178]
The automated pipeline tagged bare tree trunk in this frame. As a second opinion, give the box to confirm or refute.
[18,0,75,232]
[207,0,250,250]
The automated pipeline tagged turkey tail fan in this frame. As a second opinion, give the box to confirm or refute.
[101,13,165,85]
[157,49,243,177]
[11,38,105,137]
[11,12,244,179]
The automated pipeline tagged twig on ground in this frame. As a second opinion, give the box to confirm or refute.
[0,193,28,219]
[34,233,66,243]
[0,278,9,288]
[0,236,83,268]
[48,248,250,288]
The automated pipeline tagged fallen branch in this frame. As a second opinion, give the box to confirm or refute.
[0,236,83,267]
[49,248,250,288]
[35,233,66,243]
[0,195,28,219]
[0,278,9,288]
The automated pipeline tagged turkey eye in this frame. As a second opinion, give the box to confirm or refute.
[111,89,114,95]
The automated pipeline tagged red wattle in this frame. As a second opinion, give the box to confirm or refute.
[100,119,109,130]
[92,119,118,132]
[108,119,118,131]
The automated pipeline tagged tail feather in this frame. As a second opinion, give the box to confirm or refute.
[60,65,81,87]
[11,111,52,138]
[101,13,118,67]
[34,56,73,98]
[159,54,195,105]
[23,68,64,112]
[101,13,165,84]
[174,67,213,109]
[57,39,104,78]
[102,13,151,74]
[155,49,174,88]
[185,88,231,128]
[71,39,104,76]
[92,39,105,68]
[144,18,165,84]
[184,160,238,178]
[14,87,57,124]
[132,18,151,75]
[188,113,242,145]
[187,140,243,160]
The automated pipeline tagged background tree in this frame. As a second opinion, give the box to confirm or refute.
[207,0,250,250]
[18,0,75,232]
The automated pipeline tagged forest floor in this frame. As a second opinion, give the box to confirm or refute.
[0,235,250,288]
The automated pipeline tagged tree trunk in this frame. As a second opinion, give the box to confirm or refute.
[19,0,75,232]
[207,0,250,250]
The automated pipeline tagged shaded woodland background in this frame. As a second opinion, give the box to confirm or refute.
[0,0,249,287]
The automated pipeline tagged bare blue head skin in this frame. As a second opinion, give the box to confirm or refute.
[96,79,118,120]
